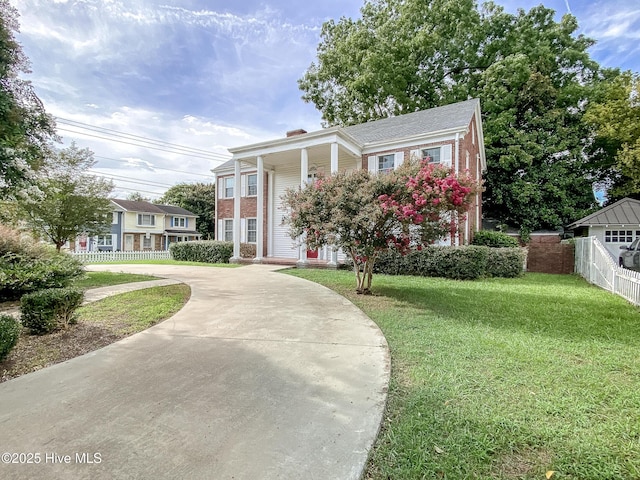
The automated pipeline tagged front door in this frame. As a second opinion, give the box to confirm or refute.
[307,248,318,259]
[124,234,134,251]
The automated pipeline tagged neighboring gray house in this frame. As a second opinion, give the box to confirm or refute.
[569,198,640,259]
[214,98,487,264]
[70,200,201,251]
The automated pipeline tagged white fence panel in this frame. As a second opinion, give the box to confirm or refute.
[574,236,640,306]
[71,250,172,263]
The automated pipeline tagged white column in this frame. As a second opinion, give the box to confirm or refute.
[231,159,242,262]
[330,142,339,174]
[267,170,274,257]
[298,148,309,266]
[254,155,264,262]
[328,143,340,267]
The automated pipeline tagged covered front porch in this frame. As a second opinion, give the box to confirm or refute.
[227,128,363,266]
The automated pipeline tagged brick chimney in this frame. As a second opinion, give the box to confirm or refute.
[286,129,307,137]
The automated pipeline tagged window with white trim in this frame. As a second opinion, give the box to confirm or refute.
[174,217,186,227]
[224,219,233,242]
[97,235,112,246]
[378,154,395,174]
[247,174,257,196]
[224,177,234,198]
[422,147,441,163]
[605,230,639,243]
[143,236,152,249]
[247,218,257,243]
[137,214,155,226]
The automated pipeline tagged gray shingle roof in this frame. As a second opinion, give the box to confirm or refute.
[111,199,197,217]
[569,198,640,227]
[343,98,479,144]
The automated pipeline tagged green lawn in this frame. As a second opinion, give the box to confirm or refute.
[74,271,160,289]
[286,270,640,480]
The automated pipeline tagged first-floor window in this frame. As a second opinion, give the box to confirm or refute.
[422,147,441,163]
[247,218,257,243]
[143,236,152,249]
[605,230,638,243]
[378,154,395,174]
[97,235,112,246]
[224,219,233,242]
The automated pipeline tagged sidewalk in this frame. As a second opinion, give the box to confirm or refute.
[0,264,389,479]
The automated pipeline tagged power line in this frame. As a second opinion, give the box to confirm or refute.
[89,171,175,189]
[56,117,232,161]
[110,186,165,197]
[58,127,227,161]
[93,155,214,178]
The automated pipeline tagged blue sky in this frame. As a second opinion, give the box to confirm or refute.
[10,0,640,199]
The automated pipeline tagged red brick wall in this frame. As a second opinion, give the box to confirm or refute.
[525,235,575,274]
[216,172,268,257]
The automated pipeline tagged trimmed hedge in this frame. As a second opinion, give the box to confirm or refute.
[21,287,84,335]
[0,314,21,361]
[373,245,526,280]
[170,241,233,263]
[471,230,519,248]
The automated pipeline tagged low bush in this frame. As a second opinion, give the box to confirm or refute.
[0,226,84,301]
[0,314,21,361]
[374,245,525,279]
[21,287,84,335]
[471,230,519,248]
[170,241,233,263]
[0,253,84,301]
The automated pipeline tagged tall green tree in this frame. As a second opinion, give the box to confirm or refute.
[157,182,216,239]
[18,143,114,251]
[299,0,605,235]
[584,72,640,201]
[0,0,57,199]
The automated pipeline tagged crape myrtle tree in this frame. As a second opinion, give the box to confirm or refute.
[299,0,607,237]
[0,0,57,199]
[282,160,480,293]
[18,143,114,251]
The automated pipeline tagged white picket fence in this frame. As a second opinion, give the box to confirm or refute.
[70,250,172,263]
[574,236,640,306]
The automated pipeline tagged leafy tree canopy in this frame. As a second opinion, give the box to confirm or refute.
[157,182,216,239]
[0,0,57,199]
[17,142,114,251]
[299,0,610,234]
[584,71,640,201]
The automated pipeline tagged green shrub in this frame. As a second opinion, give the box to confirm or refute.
[170,241,233,263]
[21,287,84,335]
[471,230,519,248]
[0,253,84,301]
[374,245,525,280]
[0,314,21,361]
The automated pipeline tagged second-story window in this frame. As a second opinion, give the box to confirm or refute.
[174,217,186,227]
[137,214,155,226]
[224,177,234,198]
[247,174,257,196]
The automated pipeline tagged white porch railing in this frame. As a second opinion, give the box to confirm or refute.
[575,236,640,306]
[70,250,172,263]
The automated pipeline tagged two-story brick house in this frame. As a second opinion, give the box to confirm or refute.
[213,98,486,265]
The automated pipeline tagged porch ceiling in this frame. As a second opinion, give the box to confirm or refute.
[240,143,360,169]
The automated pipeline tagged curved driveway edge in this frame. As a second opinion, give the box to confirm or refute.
[0,264,390,480]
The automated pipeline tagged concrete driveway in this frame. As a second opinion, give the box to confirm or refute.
[0,264,389,480]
